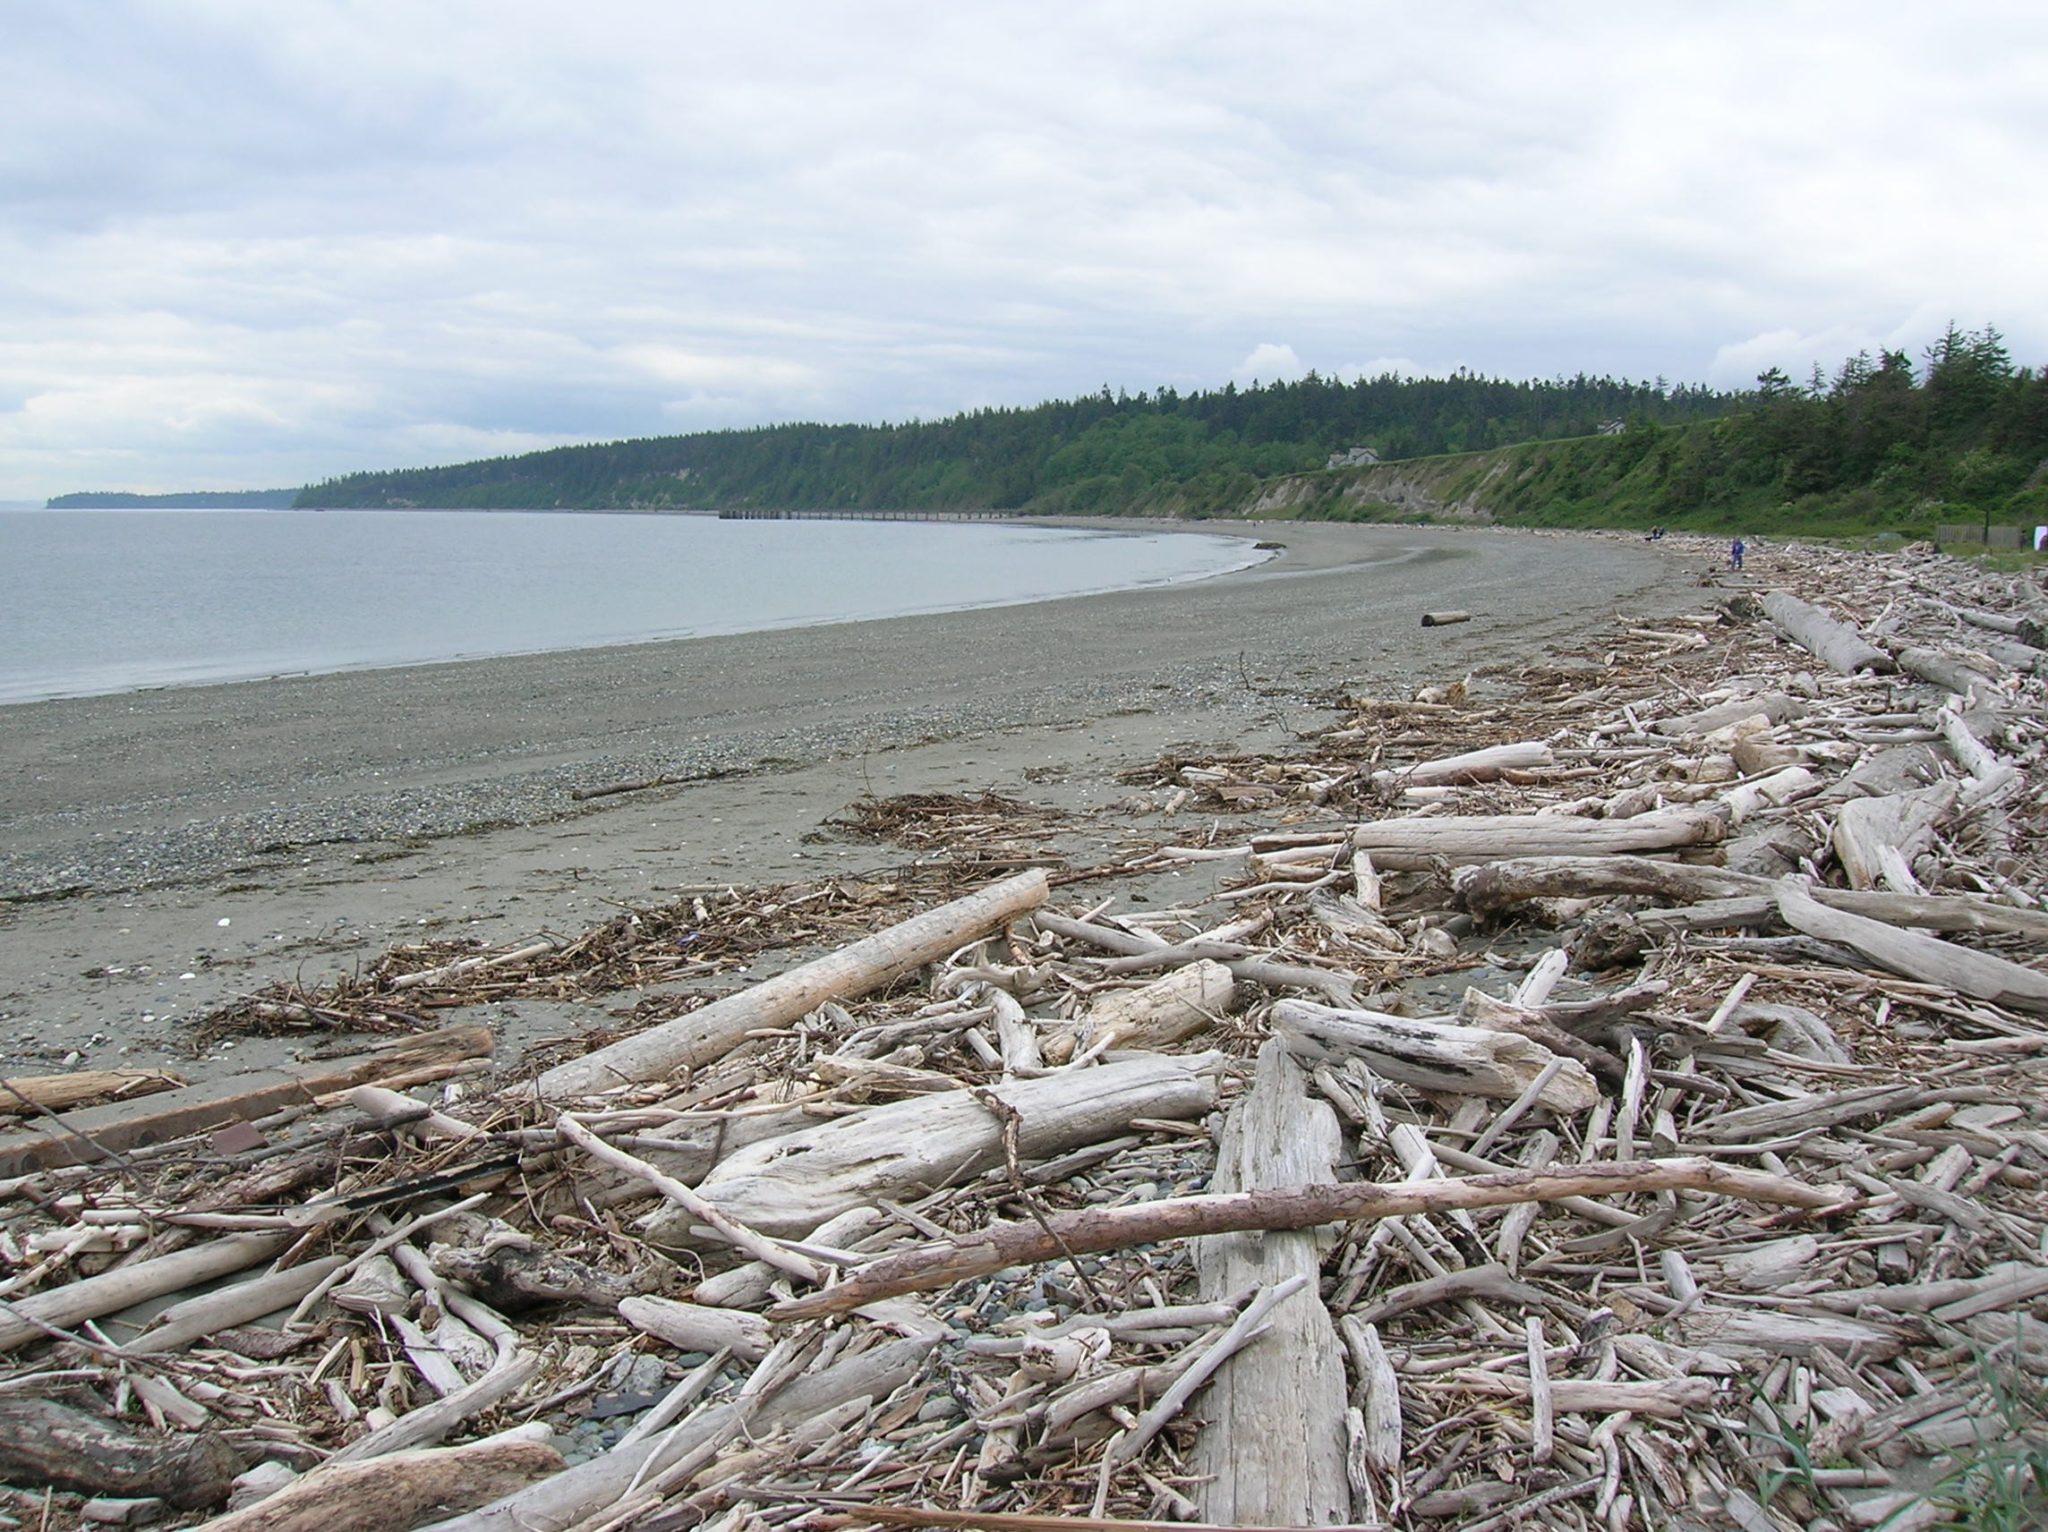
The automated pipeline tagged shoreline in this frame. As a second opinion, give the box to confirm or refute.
[0,519,1709,1081]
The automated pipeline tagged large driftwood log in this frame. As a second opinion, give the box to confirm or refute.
[770,1157,1832,1320]
[1777,887,2048,1015]
[0,1067,183,1117]
[419,1335,941,1532]
[642,1051,1222,1247]
[1273,1001,1600,1113]
[1888,644,1997,697]
[0,1396,242,1509]
[199,1439,564,1531]
[1191,1040,1349,1525]
[536,869,1050,1098]
[1348,805,1726,870]
[1762,590,1897,675]
[0,1026,493,1179]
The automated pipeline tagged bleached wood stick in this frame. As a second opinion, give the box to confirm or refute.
[1112,1274,1308,1466]
[327,1351,540,1464]
[537,869,1050,1097]
[128,1255,348,1355]
[769,1157,1831,1319]
[618,1295,770,1362]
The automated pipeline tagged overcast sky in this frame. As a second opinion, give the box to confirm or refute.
[4,2,2045,503]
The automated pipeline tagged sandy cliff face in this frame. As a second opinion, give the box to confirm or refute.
[1240,447,1524,520]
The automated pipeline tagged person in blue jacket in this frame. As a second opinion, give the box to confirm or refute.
[1730,537,1746,571]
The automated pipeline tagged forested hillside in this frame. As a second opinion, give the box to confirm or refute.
[46,489,299,509]
[1278,324,2048,538]
[297,370,1735,514]
[284,323,2048,539]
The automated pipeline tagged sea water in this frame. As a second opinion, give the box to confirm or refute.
[0,509,1264,704]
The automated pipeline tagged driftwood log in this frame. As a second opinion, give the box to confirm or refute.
[0,1395,241,1510]
[1348,805,1726,870]
[200,1439,565,1531]
[537,869,1051,1097]
[0,1025,493,1178]
[1274,1000,1600,1112]
[1762,590,1896,675]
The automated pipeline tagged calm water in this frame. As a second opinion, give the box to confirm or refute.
[0,510,1264,704]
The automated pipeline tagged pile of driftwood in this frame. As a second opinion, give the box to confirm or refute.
[1,535,2044,1531]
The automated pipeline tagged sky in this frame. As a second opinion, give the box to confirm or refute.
[4,3,2046,503]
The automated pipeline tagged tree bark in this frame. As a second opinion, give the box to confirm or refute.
[0,1396,241,1510]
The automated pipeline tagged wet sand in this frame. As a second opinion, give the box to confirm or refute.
[0,520,1708,1082]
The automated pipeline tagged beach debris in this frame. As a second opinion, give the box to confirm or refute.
[0,532,2043,1530]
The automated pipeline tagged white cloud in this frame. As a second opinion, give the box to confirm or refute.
[3,1,2047,497]
[1232,344,1308,386]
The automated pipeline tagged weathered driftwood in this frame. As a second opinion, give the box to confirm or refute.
[1654,691,1809,737]
[1370,741,1552,793]
[1762,590,1897,675]
[200,1439,565,1531]
[0,1067,183,1117]
[618,1294,770,1361]
[1191,1040,1349,1525]
[0,1025,493,1178]
[1888,644,1996,697]
[328,1351,540,1464]
[1274,1000,1600,1113]
[771,1157,1832,1319]
[1348,805,1727,870]
[1455,854,2048,939]
[127,1254,349,1355]
[643,1051,1222,1247]
[1777,887,2048,1015]
[1045,960,1234,1063]
[537,868,1052,1097]
[1831,783,1954,892]
[0,1395,241,1510]
[1419,609,1471,626]
[0,1229,290,1354]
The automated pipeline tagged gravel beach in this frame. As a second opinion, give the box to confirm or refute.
[0,520,1704,1080]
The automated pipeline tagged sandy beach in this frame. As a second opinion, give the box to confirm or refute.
[0,520,1705,1082]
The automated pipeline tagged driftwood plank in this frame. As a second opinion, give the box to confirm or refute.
[1191,1040,1349,1525]
[0,1025,493,1179]
[1274,1000,1600,1112]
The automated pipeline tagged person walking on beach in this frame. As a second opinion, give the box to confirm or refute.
[1730,537,1745,572]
